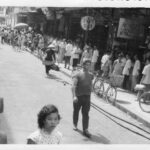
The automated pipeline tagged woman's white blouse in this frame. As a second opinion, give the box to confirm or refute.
[27,128,62,144]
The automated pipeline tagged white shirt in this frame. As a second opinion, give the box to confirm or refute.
[92,49,99,63]
[27,128,62,144]
[113,59,123,75]
[142,64,150,84]
[65,43,73,56]
[122,59,132,75]
[132,60,141,76]
[82,50,92,61]
[72,46,81,59]
[101,54,109,68]
[121,57,126,67]
[59,42,66,49]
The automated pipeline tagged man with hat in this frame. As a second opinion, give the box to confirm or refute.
[43,44,56,75]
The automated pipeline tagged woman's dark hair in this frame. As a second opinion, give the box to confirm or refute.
[37,104,60,129]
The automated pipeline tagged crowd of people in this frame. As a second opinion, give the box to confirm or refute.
[101,49,150,94]
[0,27,100,72]
[1,26,150,94]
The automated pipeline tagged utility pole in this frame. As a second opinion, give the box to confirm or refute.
[84,8,89,45]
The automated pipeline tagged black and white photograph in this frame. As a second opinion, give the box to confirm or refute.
[0,0,150,147]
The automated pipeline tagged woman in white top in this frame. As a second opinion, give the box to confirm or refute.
[57,39,66,63]
[27,104,62,144]
[141,57,150,91]
[71,43,81,70]
[64,40,73,69]
[131,55,141,91]
[112,54,124,75]
[122,54,132,90]
[80,46,92,65]
[91,46,99,73]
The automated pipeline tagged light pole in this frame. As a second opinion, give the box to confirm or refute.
[84,8,89,45]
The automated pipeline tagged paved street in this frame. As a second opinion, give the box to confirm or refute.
[0,44,150,144]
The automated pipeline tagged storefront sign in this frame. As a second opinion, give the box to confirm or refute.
[117,18,144,39]
[81,16,95,31]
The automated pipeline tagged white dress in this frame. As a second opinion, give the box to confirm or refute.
[27,128,62,144]
[142,64,150,85]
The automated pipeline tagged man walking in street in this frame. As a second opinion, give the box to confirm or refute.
[71,60,94,138]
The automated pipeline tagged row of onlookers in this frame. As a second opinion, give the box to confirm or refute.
[0,28,99,73]
[1,27,150,94]
[101,50,150,95]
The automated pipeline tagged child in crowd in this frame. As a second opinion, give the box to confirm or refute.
[27,104,62,144]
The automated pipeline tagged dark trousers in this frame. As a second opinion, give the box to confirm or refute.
[73,95,90,131]
[122,75,129,90]
[64,56,71,68]
[45,65,51,74]
[72,58,78,68]
[1,37,4,44]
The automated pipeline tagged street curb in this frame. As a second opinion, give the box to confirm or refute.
[25,48,150,128]
[114,102,150,128]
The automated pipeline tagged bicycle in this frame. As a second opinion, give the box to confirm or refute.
[105,75,118,104]
[93,74,124,104]
[139,91,150,113]
[135,84,150,113]
[92,72,105,98]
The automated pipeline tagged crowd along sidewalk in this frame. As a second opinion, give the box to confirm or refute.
[26,48,150,128]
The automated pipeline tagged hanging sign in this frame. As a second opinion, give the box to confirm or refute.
[117,18,144,39]
[81,16,95,31]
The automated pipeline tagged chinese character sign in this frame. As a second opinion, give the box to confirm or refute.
[81,16,95,31]
[117,18,143,39]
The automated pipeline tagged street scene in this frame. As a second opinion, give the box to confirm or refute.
[0,7,150,144]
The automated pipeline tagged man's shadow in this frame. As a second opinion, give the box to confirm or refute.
[74,129,110,144]
[46,74,71,85]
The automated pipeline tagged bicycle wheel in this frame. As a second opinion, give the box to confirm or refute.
[139,92,150,113]
[105,86,117,104]
[93,78,104,98]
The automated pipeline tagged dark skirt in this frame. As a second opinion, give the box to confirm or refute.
[72,58,78,67]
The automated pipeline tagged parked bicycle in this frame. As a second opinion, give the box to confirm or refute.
[135,84,150,113]
[139,92,150,113]
[93,73,124,104]
[92,72,105,98]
